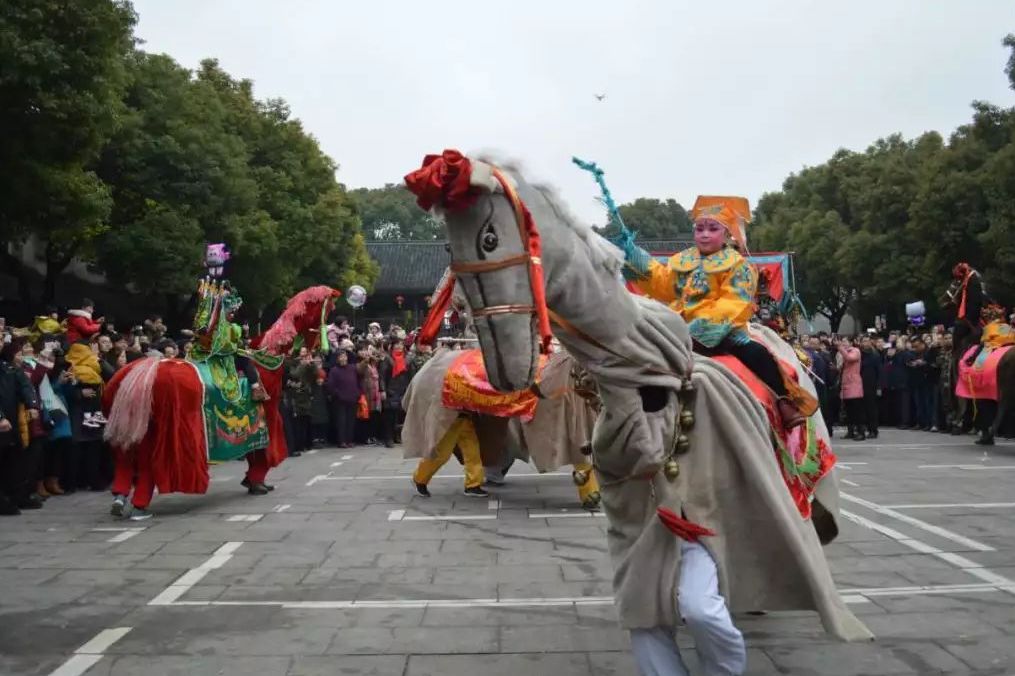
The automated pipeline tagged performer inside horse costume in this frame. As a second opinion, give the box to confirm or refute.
[405,150,870,676]
[103,283,340,519]
[614,195,817,430]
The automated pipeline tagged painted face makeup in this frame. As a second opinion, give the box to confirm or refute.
[694,219,727,255]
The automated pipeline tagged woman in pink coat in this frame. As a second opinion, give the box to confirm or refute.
[838,338,865,440]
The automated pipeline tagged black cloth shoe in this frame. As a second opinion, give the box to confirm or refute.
[247,483,271,495]
[413,481,431,498]
[0,497,20,516]
[241,478,274,491]
[17,495,44,510]
[463,486,489,498]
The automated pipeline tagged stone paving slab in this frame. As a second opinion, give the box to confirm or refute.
[2,429,1015,675]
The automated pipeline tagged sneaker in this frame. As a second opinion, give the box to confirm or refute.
[413,480,431,498]
[463,486,489,498]
[110,495,127,517]
[484,478,506,487]
[91,412,108,425]
[129,508,154,521]
[82,413,101,429]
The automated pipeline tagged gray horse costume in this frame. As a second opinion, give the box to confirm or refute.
[404,151,872,671]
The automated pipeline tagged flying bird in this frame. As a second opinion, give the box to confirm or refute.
[595,93,606,101]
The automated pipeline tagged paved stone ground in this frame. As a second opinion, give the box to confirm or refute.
[2,428,1014,676]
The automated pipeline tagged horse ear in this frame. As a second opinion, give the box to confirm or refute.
[468,160,505,194]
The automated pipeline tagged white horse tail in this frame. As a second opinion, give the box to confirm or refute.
[104,357,162,448]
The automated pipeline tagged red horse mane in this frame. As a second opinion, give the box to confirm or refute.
[252,286,341,354]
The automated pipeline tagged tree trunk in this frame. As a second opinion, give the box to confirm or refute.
[42,241,76,306]
[164,292,197,331]
[0,246,35,311]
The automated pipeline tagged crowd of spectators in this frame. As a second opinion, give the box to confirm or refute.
[800,328,957,441]
[0,298,444,517]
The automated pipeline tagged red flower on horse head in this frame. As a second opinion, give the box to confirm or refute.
[404,149,478,212]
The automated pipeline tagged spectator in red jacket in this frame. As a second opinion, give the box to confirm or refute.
[64,299,104,345]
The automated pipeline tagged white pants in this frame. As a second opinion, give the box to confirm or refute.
[630,540,746,676]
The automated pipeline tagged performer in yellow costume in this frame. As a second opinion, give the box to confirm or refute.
[618,196,813,427]
[965,304,1015,366]
[412,414,487,497]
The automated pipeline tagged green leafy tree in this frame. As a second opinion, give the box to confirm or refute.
[0,0,136,304]
[350,184,444,240]
[601,197,692,240]
[93,52,257,314]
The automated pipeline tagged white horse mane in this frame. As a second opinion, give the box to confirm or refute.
[474,152,624,276]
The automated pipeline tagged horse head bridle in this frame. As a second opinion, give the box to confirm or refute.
[448,166,545,333]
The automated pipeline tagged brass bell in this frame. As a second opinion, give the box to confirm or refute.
[674,434,691,455]
[572,469,591,486]
[679,408,695,430]
[663,459,680,480]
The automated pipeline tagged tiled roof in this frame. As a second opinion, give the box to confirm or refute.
[365,236,695,294]
[366,241,450,294]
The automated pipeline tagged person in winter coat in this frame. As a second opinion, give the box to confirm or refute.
[326,350,360,448]
[64,299,104,345]
[378,341,415,448]
[0,341,41,515]
[906,337,935,431]
[356,345,383,444]
[880,343,907,427]
[284,348,317,456]
[858,335,883,439]
[838,337,865,440]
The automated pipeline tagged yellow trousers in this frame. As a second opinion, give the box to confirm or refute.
[413,417,485,489]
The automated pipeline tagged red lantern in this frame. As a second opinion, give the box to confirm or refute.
[395,294,405,309]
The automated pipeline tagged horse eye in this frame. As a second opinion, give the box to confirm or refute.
[481,231,499,253]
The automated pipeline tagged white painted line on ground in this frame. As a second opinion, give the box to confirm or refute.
[272,504,291,513]
[842,509,1015,597]
[918,464,1015,471]
[320,472,570,482]
[48,655,103,676]
[488,499,500,510]
[225,514,263,523]
[148,542,243,606]
[841,479,861,488]
[91,527,136,532]
[530,511,605,519]
[107,528,145,543]
[158,582,1015,611]
[76,627,132,654]
[306,473,332,486]
[48,627,133,676]
[838,462,868,466]
[883,502,1015,510]
[341,454,353,460]
[841,492,994,552]
[209,475,235,483]
[329,461,344,468]
[386,508,496,522]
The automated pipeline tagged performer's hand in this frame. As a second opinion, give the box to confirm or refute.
[0,419,11,433]
[82,388,96,398]
[27,409,38,420]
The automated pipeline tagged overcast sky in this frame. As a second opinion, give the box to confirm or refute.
[132,1,1014,226]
